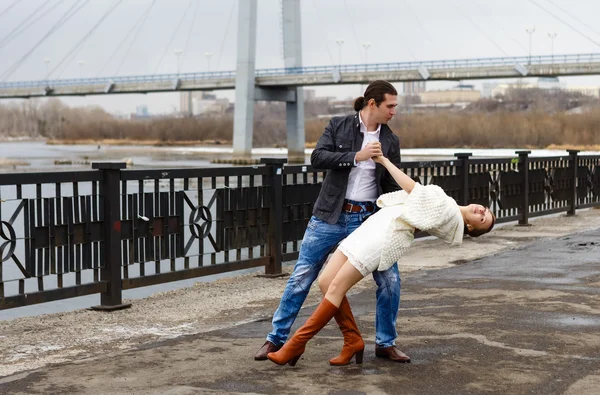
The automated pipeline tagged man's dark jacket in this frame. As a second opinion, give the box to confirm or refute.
[311,113,402,224]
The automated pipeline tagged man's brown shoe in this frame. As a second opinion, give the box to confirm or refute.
[375,345,411,363]
[254,341,281,361]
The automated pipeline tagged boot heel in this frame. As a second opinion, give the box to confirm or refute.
[355,349,364,365]
[288,354,302,366]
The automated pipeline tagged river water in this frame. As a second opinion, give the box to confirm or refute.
[0,141,594,320]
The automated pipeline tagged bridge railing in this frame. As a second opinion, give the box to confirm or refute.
[1,150,600,311]
[3,52,600,89]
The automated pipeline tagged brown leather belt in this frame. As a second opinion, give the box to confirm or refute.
[342,201,375,213]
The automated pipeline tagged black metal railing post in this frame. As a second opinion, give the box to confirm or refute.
[90,162,131,311]
[455,153,472,205]
[261,158,287,276]
[567,150,580,216]
[516,150,531,226]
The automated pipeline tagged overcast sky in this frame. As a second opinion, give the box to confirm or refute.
[2,0,600,113]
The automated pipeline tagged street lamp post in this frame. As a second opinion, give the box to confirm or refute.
[174,48,183,76]
[204,51,213,72]
[335,39,344,68]
[361,41,371,67]
[548,33,557,62]
[43,57,50,84]
[77,59,85,79]
[526,27,535,65]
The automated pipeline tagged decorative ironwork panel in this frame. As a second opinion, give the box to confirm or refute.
[430,175,461,202]
[0,201,26,276]
[282,183,322,242]
[27,197,103,277]
[550,168,573,202]
[120,192,181,264]
[0,196,104,283]
[529,169,548,205]
[577,166,589,199]
[1,178,104,309]
[499,169,547,210]
[468,173,492,206]
[216,186,269,251]
[593,166,600,197]
[430,173,490,206]
[499,171,522,210]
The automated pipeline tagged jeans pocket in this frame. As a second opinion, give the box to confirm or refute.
[307,216,321,231]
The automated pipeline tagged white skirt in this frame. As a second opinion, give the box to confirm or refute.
[338,206,404,276]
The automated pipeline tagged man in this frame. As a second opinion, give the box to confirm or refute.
[255,80,410,364]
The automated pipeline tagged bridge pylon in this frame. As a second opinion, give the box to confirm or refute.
[233,0,305,163]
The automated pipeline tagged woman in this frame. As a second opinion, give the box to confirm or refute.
[268,152,495,366]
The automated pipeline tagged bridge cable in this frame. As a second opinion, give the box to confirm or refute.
[51,0,123,79]
[180,0,201,73]
[0,0,89,82]
[342,0,366,63]
[309,0,335,66]
[449,0,511,57]
[113,0,157,76]
[153,0,194,74]
[395,0,432,60]
[0,0,20,21]
[545,0,600,39]
[471,1,528,55]
[0,0,84,80]
[528,0,600,50]
[0,0,56,50]
[214,0,236,71]
[97,0,157,77]
[400,0,437,52]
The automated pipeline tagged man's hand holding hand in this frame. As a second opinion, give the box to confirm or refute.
[355,142,383,163]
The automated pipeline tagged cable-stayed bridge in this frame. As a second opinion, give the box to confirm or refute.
[3,0,600,159]
[1,52,600,99]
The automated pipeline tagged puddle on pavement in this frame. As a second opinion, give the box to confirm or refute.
[549,316,600,327]
[329,366,384,376]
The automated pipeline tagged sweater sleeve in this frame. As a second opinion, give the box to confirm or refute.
[376,190,408,208]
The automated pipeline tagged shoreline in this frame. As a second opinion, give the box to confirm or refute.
[2,208,600,377]
[5,139,600,152]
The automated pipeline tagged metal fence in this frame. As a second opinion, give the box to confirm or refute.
[1,150,599,311]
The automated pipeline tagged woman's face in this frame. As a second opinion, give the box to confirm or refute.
[464,204,494,232]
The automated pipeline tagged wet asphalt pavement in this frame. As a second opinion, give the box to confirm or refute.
[1,229,599,395]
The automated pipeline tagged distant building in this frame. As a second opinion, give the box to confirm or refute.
[136,104,149,117]
[419,89,480,104]
[193,98,230,115]
[565,86,600,98]
[179,91,229,116]
[304,89,316,101]
[403,81,426,95]
[482,82,500,98]
[484,77,598,98]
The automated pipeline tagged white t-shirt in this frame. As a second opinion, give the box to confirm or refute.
[345,113,380,202]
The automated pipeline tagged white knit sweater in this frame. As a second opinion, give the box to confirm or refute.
[376,183,464,271]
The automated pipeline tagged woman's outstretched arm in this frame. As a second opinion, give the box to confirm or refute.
[374,156,416,194]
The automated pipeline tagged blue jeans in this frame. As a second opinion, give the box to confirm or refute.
[266,209,401,347]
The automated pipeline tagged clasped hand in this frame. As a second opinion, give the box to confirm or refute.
[356,142,386,164]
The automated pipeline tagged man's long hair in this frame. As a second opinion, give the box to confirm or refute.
[353,80,398,111]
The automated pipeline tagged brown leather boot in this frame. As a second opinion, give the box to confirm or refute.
[267,298,338,366]
[329,296,365,366]
[254,341,281,361]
